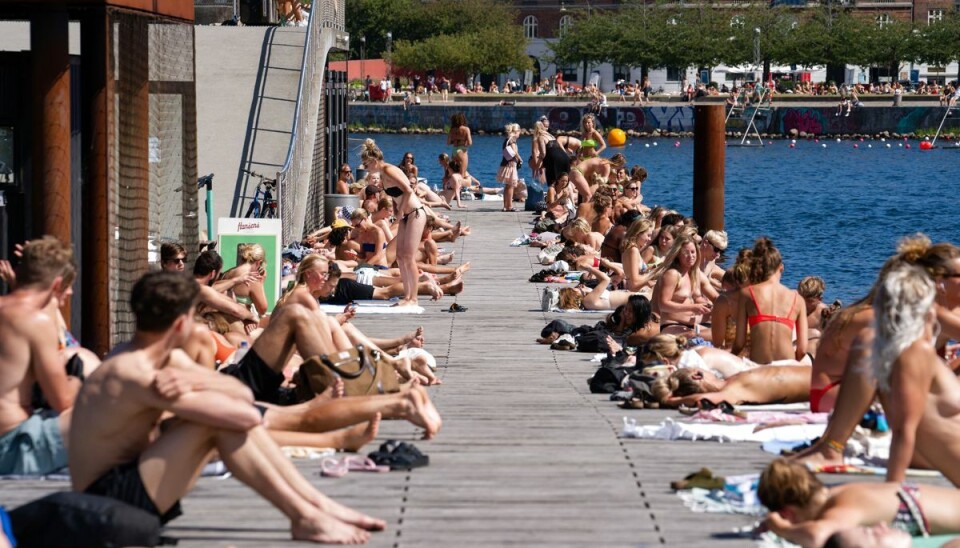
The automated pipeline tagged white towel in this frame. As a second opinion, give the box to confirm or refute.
[621,416,825,444]
[319,302,424,314]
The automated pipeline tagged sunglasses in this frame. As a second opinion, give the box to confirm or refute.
[627,186,639,190]
[943,273,960,278]
[341,169,351,173]
[165,257,186,264]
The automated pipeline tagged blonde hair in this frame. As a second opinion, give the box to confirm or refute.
[650,232,702,289]
[350,208,369,222]
[621,218,655,254]
[360,138,383,164]
[641,334,686,363]
[757,458,824,512]
[558,287,583,310]
[797,276,825,300]
[17,236,75,288]
[872,263,936,391]
[650,368,712,404]
[703,230,728,252]
[238,243,265,264]
[504,122,520,134]
[568,218,591,235]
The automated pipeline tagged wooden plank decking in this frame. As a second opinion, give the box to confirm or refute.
[2,203,949,546]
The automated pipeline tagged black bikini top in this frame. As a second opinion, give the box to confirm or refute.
[384,186,403,198]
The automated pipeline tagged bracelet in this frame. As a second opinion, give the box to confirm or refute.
[825,438,845,453]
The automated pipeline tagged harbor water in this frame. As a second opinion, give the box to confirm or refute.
[351,132,959,304]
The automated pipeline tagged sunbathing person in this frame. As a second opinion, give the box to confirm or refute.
[649,232,716,340]
[192,250,259,334]
[710,253,750,351]
[758,458,960,548]
[69,272,382,543]
[557,264,633,311]
[638,334,804,380]
[651,364,811,408]
[619,217,656,292]
[349,209,388,268]
[733,237,807,364]
[794,235,960,467]
[221,243,270,319]
[0,237,79,475]
[315,259,461,305]
[797,276,832,357]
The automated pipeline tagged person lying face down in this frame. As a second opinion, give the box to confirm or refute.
[757,458,960,548]
[650,364,810,408]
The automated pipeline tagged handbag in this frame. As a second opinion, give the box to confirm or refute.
[295,345,400,400]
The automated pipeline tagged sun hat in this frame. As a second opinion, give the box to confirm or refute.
[330,219,350,229]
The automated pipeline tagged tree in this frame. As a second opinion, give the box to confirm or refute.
[548,9,620,84]
[916,13,960,80]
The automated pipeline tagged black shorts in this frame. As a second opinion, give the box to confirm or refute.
[84,460,182,525]
[323,278,375,306]
[220,349,284,405]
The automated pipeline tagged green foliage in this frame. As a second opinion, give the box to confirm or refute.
[346,0,530,75]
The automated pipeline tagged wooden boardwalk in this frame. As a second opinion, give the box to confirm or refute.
[4,204,947,546]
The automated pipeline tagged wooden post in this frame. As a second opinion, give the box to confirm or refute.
[31,9,72,321]
[692,98,725,232]
[80,8,112,356]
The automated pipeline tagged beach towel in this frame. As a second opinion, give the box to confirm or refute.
[621,416,825,444]
[319,301,424,315]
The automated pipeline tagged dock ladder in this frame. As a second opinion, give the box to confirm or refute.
[727,87,772,147]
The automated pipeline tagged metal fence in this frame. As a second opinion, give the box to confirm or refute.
[276,0,346,244]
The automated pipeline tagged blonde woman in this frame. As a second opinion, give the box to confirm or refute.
[360,138,424,307]
[569,153,625,204]
[447,112,472,177]
[649,233,717,339]
[620,217,656,293]
[221,243,269,319]
[579,114,606,156]
[699,229,728,291]
[497,123,522,211]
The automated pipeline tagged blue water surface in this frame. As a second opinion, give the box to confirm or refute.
[351,133,959,304]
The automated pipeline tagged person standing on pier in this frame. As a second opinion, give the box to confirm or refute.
[360,139,425,307]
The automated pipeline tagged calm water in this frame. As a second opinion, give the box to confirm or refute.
[352,133,959,304]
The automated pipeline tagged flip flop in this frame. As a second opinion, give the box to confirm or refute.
[368,441,430,471]
[343,455,389,473]
[319,457,349,478]
[448,303,468,313]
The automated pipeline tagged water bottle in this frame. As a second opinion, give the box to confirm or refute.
[233,341,250,364]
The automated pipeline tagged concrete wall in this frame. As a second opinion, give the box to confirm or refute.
[350,104,959,136]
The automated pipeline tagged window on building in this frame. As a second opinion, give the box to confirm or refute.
[666,66,683,82]
[523,15,539,38]
[613,64,629,82]
[559,15,573,37]
[928,9,944,24]
[876,13,891,28]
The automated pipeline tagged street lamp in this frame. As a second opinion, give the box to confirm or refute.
[753,28,761,82]
[386,31,393,80]
[360,35,366,97]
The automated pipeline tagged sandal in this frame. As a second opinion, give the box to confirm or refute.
[448,303,468,313]
[319,457,349,478]
[343,455,389,473]
[368,441,430,471]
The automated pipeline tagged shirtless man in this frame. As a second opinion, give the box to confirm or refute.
[70,272,383,543]
[0,237,80,475]
[192,250,259,329]
[651,366,811,408]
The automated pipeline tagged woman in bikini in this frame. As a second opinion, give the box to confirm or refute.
[439,155,467,209]
[568,153,625,203]
[545,172,576,223]
[649,232,716,340]
[360,138,425,307]
[620,217,656,293]
[732,237,808,364]
[559,263,633,312]
[349,209,388,268]
[222,243,269,320]
[579,114,606,156]
[497,123,522,212]
[793,236,960,468]
[398,152,418,178]
[759,458,960,548]
[446,112,472,178]
[531,120,569,186]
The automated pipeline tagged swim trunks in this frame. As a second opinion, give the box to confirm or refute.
[0,412,67,475]
[322,278,376,306]
[220,348,285,404]
[84,460,183,525]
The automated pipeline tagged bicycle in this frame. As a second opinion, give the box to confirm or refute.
[242,169,278,219]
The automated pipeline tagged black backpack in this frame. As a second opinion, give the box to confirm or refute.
[10,492,177,548]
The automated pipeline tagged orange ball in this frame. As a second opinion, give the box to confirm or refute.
[607,128,627,147]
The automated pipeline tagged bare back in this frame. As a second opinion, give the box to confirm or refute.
[810,306,873,389]
[69,347,170,491]
[738,281,807,364]
[720,365,811,405]
[0,294,65,435]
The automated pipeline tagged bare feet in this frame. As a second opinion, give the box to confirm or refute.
[537,332,559,345]
[291,510,371,544]
[441,276,464,296]
[392,298,419,307]
[402,386,443,439]
[313,495,387,534]
[438,251,454,265]
[454,262,472,277]
[336,413,381,452]
[429,283,444,301]
[402,326,425,348]
[452,221,462,240]
[306,378,344,405]
[411,357,440,386]
[790,441,844,469]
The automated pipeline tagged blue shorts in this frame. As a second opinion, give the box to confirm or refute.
[0,412,67,475]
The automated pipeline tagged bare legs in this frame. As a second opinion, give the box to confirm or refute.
[396,210,427,306]
[139,421,377,543]
[502,181,515,211]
